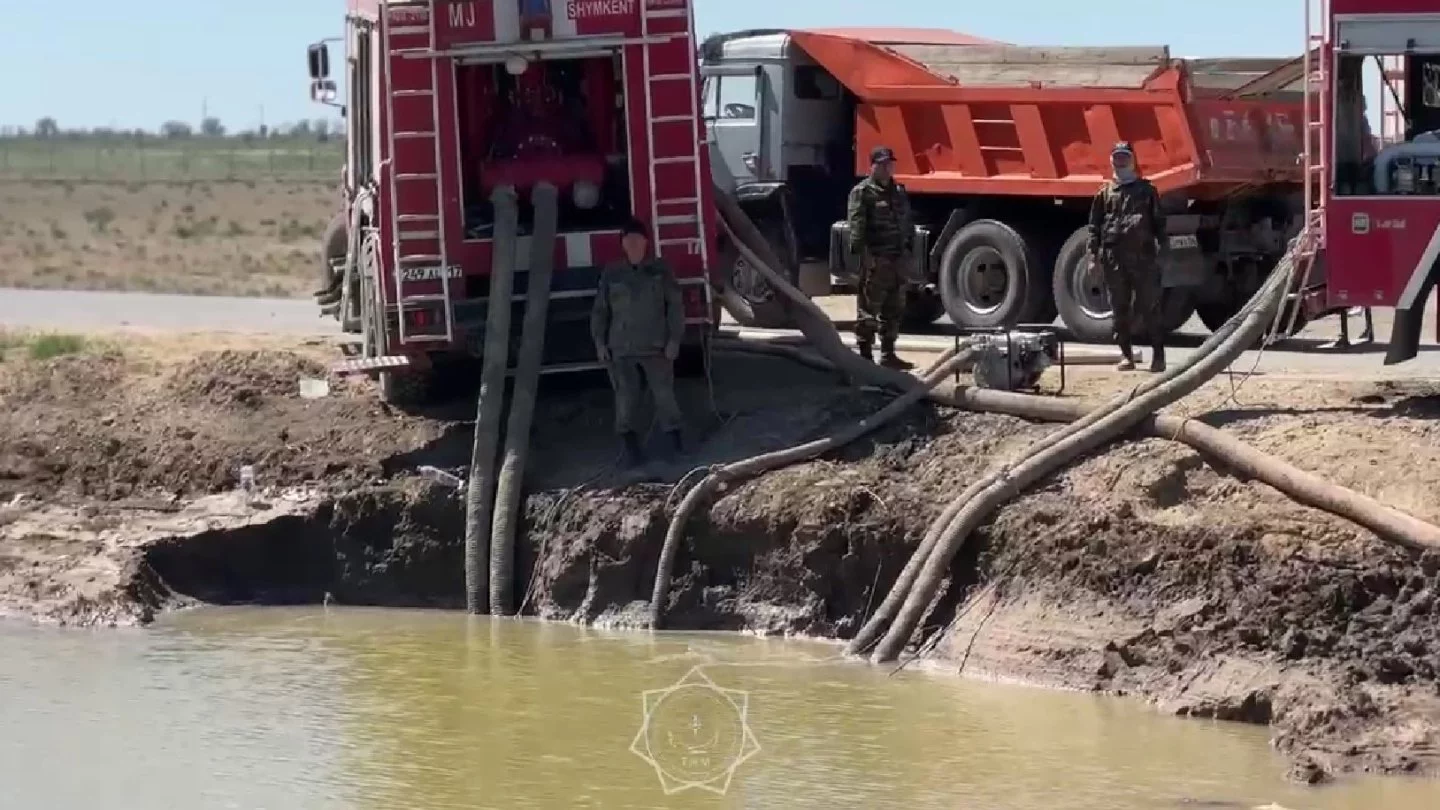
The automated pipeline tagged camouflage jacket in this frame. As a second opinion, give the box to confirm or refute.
[590,258,685,358]
[847,176,913,258]
[1087,178,1166,258]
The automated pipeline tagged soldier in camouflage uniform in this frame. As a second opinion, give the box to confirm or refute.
[1087,142,1168,373]
[591,218,686,466]
[847,146,915,370]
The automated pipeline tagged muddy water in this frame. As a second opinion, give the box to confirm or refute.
[2,609,1437,810]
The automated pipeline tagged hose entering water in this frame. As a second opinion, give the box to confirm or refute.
[490,182,559,615]
[868,253,1296,661]
[463,186,520,614]
[849,253,1294,657]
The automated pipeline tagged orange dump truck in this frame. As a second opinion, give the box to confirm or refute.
[701,27,1306,340]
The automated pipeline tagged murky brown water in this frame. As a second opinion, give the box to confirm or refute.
[2,607,1438,809]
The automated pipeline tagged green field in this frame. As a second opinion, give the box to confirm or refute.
[0,137,345,182]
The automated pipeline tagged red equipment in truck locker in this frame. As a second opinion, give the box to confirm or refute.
[311,0,717,402]
[1302,0,1440,363]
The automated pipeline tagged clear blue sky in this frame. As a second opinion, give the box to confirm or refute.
[2,0,1308,132]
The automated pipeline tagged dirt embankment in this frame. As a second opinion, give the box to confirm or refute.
[3,337,1440,782]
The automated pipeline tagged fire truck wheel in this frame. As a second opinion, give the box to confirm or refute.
[901,285,945,329]
[723,220,798,329]
[939,219,1050,330]
[379,368,434,407]
[320,212,347,291]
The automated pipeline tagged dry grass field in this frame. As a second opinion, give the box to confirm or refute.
[0,179,337,298]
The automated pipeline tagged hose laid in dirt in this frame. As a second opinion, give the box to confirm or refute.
[704,332,1440,566]
[846,261,1291,655]
[867,256,1296,662]
[463,185,520,614]
[489,182,559,616]
[704,185,1440,651]
[647,345,978,627]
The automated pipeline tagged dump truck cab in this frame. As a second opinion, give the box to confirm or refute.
[702,27,1310,341]
[307,0,717,404]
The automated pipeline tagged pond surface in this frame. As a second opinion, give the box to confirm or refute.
[2,607,1438,809]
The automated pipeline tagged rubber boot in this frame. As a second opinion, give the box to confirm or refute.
[857,342,874,362]
[1148,343,1166,374]
[1322,312,1351,350]
[1116,339,1136,371]
[880,345,914,371]
[620,432,645,468]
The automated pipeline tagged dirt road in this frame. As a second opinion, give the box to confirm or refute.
[6,286,1439,379]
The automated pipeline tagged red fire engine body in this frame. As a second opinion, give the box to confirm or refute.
[1304,0,1440,362]
[312,0,717,401]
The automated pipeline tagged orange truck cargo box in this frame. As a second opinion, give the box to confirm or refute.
[788,31,1305,199]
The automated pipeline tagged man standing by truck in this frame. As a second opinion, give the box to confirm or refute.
[847,146,915,370]
[591,218,686,467]
[1087,141,1168,373]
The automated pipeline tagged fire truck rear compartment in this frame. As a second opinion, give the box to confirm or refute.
[455,55,632,238]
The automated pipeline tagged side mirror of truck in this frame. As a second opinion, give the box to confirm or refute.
[307,43,331,80]
[310,79,339,105]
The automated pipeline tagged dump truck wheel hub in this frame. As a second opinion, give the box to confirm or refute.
[958,247,1011,317]
[1067,257,1111,320]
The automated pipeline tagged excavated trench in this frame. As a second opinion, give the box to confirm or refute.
[7,347,1440,779]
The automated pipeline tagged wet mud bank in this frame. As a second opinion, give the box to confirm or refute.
[6,346,1440,782]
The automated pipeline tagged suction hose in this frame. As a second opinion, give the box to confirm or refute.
[490,182,559,616]
[847,257,1292,656]
[865,252,1296,662]
[464,185,520,614]
[647,344,976,628]
[697,181,1440,655]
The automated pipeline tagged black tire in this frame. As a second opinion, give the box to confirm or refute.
[1196,300,1240,333]
[320,212,347,292]
[938,219,1052,330]
[379,368,434,407]
[901,285,945,330]
[1052,225,1195,343]
[721,219,798,329]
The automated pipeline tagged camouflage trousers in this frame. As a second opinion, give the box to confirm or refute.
[1099,250,1163,352]
[855,256,907,350]
[606,354,682,435]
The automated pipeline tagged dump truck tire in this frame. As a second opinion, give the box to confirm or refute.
[320,212,346,291]
[938,219,1050,330]
[1052,226,1195,343]
[901,285,945,330]
[722,220,797,329]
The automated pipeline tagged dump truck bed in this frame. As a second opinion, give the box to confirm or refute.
[789,31,1305,199]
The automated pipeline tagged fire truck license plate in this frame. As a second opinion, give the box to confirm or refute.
[401,266,461,281]
[1168,234,1199,250]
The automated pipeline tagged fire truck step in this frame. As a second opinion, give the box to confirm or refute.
[393,90,434,97]
[652,156,696,165]
[655,214,698,224]
[398,254,444,263]
[332,355,412,375]
[399,231,441,239]
[401,294,448,303]
[395,173,439,181]
[651,115,693,124]
[648,73,690,82]
[398,214,440,221]
[390,25,430,35]
[395,131,437,139]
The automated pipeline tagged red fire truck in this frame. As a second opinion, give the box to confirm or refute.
[307,0,717,403]
[1291,0,1440,363]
